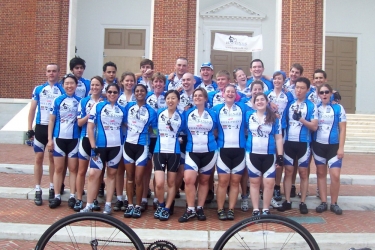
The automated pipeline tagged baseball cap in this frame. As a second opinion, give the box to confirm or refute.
[273,70,286,80]
[200,62,213,70]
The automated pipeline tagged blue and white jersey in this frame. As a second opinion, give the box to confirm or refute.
[283,78,297,99]
[51,94,81,139]
[213,102,247,148]
[75,77,90,98]
[165,74,201,91]
[246,110,281,154]
[198,81,217,93]
[185,107,217,153]
[117,93,136,108]
[32,82,65,125]
[146,91,167,111]
[88,101,126,147]
[77,96,100,138]
[246,76,273,92]
[265,90,294,118]
[177,91,194,112]
[207,90,224,108]
[137,76,152,91]
[282,99,318,143]
[236,85,251,96]
[314,104,346,144]
[154,108,185,154]
[124,102,157,145]
[306,88,320,105]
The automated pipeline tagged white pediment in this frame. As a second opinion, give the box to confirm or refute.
[200,0,266,20]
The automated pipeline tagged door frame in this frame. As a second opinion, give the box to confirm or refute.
[325,32,360,113]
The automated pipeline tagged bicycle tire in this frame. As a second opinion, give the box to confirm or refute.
[213,214,320,250]
[35,213,145,250]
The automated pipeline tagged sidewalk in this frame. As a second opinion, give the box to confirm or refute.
[1,144,375,249]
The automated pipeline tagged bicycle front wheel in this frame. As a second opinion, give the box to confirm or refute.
[35,213,145,250]
[213,214,320,250]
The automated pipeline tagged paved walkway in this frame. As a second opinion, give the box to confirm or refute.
[1,144,375,249]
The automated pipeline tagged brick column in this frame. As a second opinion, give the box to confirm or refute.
[281,0,323,79]
[152,0,196,74]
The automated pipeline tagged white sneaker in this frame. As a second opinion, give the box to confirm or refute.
[270,198,281,208]
[103,204,112,215]
[80,206,93,213]
[240,197,249,211]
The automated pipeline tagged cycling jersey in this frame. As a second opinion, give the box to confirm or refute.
[137,76,152,91]
[245,110,281,154]
[117,93,136,107]
[282,99,318,142]
[165,74,201,91]
[198,80,218,93]
[75,77,90,98]
[154,108,185,153]
[51,94,81,139]
[146,91,167,111]
[207,90,225,108]
[77,96,99,138]
[246,76,273,92]
[265,89,294,118]
[88,101,126,147]
[32,82,65,125]
[313,103,346,144]
[184,107,217,152]
[177,91,194,112]
[124,102,157,145]
[236,85,251,96]
[213,102,248,148]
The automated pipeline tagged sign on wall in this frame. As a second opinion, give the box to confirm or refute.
[213,33,263,52]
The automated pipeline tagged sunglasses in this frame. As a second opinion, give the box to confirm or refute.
[107,91,118,95]
[319,90,330,95]
[62,73,76,81]
[166,119,174,131]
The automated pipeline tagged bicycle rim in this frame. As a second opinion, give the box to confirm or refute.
[35,213,145,250]
[213,214,320,250]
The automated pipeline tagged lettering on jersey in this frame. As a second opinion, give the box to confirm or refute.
[53,87,59,95]
[173,114,179,121]
[160,114,167,121]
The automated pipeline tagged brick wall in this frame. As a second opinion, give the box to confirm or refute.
[281,0,323,79]
[0,0,69,99]
[152,0,196,74]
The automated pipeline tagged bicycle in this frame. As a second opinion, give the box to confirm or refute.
[213,214,320,250]
[35,213,319,249]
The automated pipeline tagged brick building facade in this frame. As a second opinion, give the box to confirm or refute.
[0,0,323,99]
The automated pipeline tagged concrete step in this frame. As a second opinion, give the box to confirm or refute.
[1,164,375,186]
[2,186,375,211]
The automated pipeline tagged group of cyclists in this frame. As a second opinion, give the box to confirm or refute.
[27,56,346,223]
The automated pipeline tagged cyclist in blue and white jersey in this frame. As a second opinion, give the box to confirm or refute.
[145,72,168,208]
[208,70,244,108]
[245,93,284,216]
[307,69,341,106]
[74,76,104,212]
[112,72,137,212]
[27,63,64,206]
[278,77,318,214]
[213,85,248,221]
[69,56,90,98]
[266,71,294,203]
[123,84,157,219]
[198,62,217,93]
[137,59,154,91]
[233,68,251,97]
[101,61,118,97]
[246,59,273,92]
[47,74,81,209]
[178,87,218,223]
[165,57,201,91]
[117,72,136,108]
[153,90,185,221]
[283,63,303,99]
[80,83,126,215]
[313,83,346,215]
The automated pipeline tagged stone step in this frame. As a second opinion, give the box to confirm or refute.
[345,140,375,145]
[2,186,375,211]
[1,164,375,186]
